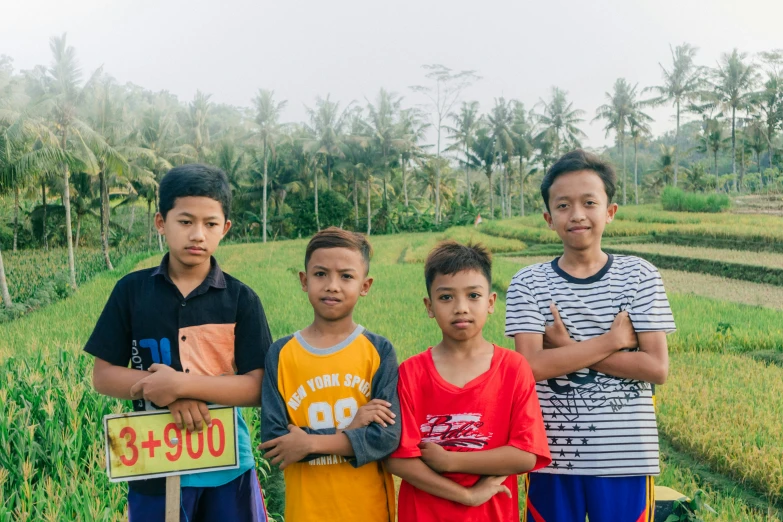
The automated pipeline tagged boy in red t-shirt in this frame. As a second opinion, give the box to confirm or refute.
[387,241,551,522]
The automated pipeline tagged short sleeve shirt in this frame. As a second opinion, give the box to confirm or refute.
[391,346,551,522]
[505,254,676,477]
[84,254,272,494]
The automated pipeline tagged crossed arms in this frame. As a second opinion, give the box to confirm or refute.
[515,304,669,384]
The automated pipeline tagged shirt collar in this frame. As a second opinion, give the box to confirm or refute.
[151,253,227,290]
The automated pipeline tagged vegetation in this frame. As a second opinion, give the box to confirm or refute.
[661,187,731,213]
[3,38,783,317]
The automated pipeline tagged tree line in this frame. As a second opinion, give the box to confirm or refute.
[1,35,782,308]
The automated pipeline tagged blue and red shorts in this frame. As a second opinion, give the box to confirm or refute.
[524,473,655,522]
[128,468,267,522]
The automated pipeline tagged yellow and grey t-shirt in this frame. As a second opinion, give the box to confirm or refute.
[261,325,400,522]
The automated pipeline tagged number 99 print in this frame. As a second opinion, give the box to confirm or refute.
[103,406,240,482]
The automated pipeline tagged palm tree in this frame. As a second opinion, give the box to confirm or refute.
[595,79,635,204]
[47,33,105,289]
[647,145,678,194]
[710,49,759,191]
[488,98,516,217]
[0,110,65,252]
[644,43,704,187]
[365,89,402,209]
[511,101,535,216]
[466,127,496,216]
[253,89,287,243]
[746,117,767,177]
[396,108,430,210]
[445,101,481,204]
[534,87,586,157]
[305,95,352,191]
[751,71,783,170]
[187,90,212,162]
[628,110,653,204]
[696,117,729,180]
[86,76,134,269]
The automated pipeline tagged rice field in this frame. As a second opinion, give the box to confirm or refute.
[3,213,783,521]
[613,243,783,270]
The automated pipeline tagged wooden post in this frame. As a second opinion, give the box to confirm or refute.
[166,475,181,522]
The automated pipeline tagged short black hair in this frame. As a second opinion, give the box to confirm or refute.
[305,227,373,275]
[424,241,492,296]
[541,149,616,212]
[159,164,232,220]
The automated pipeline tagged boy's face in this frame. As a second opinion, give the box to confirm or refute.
[155,196,231,268]
[543,170,618,251]
[424,269,496,343]
[299,247,373,322]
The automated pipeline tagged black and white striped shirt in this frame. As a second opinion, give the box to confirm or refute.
[505,254,676,476]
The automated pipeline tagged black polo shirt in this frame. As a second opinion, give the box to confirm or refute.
[84,254,272,493]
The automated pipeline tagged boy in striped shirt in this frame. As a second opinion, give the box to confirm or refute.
[505,149,676,522]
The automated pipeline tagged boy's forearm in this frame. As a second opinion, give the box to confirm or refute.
[440,446,538,475]
[177,371,263,407]
[517,331,620,382]
[92,361,149,400]
[590,332,669,384]
[589,351,667,384]
[306,433,355,457]
[386,458,470,505]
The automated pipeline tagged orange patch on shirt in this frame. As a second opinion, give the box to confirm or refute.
[179,323,236,376]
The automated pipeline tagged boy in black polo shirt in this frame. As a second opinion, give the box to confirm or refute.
[85,164,272,521]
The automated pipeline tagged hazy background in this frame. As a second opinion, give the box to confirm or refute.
[2,0,782,147]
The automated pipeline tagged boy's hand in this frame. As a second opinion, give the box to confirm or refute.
[168,399,213,433]
[346,399,396,430]
[259,425,312,470]
[464,475,511,507]
[608,311,638,350]
[419,442,453,473]
[543,303,571,349]
[129,364,183,407]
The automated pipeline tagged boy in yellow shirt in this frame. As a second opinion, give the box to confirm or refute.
[260,227,400,522]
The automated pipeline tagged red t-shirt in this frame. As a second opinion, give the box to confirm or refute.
[391,346,551,522]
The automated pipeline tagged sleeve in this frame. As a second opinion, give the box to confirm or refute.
[260,342,291,443]
[508,358,552,471]
[342,335,402,468]
[389,361,422,459]
[627,261,676,333]
[505,271,546,337]
[260,338,338,461]
[234,286,274,375]
[83,279,133,366]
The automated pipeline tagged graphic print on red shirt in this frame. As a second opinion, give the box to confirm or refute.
[391,346,551,522]
[421,413,492,449]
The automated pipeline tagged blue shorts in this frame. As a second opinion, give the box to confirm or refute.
[524,473,655,522]
[128,468,267,522]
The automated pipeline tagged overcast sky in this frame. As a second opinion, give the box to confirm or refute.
[3,0,782,148]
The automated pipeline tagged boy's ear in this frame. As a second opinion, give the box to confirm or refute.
[359,276,374,296]
[423,297,435,318]
[606,202,619,222]
[487,291,497,314]
[543,211,554,229]
[299,271,308,292]
[154,212,165,234]
[222,219,232,236]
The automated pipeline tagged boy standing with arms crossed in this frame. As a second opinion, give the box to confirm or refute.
[260,227,401,522]
[506,150,676,522]
[85,164,271,521]
[388,241,551,522]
